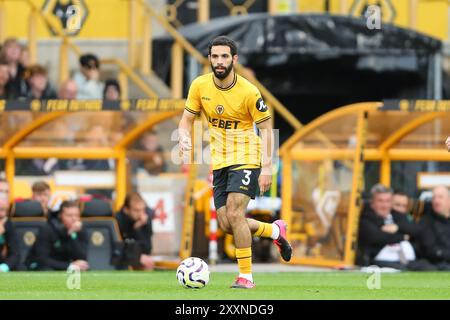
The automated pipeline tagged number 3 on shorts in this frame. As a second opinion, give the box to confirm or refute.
[242,170,252,186]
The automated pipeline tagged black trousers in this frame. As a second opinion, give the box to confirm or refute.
[374,259,437,271]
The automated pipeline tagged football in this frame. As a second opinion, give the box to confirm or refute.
[176,257,210,289]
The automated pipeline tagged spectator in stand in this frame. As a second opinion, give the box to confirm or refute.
[418,186,450,270]
[72,53,104,99]
[392,191,410,216]
[357,183,434,271]
[25,200,89,271]
[0,38,26,98]
[138,130,166,175]
[66,125,112,171]
[115,193,154,270]
[391,190,423,255]
[58,79,78,99]
[103,79,121,101]
[0,62,11,99]
[19,45,30,68]
[23,65,57,99]
[0,197,19,272]
[31,181,58,220]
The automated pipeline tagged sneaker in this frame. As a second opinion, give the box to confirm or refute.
[230,277,256,289]
[273,220,293,262]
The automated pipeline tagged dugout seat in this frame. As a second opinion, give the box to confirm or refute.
[11,200,45,217]
[81,218,122,270]
[11,217,47,270]
[81,198,113,217]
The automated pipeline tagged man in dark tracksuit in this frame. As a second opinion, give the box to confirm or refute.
[0,198,19,272]
[115,192,153,270]
[418,186,450,270]
[26,200,89,271]
[357,184,435,271]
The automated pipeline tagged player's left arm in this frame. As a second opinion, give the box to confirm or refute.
[256,118,273,196]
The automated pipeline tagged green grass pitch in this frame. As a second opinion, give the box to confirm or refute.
[0,271,450,299]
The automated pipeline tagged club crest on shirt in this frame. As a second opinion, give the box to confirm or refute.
[216,105,224,115]
[256,98,268,112]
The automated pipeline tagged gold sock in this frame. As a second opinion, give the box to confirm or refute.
[235,247,252,275]
[252,221,273,238]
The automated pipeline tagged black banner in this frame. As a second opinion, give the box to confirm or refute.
[0,99,186,112]
[0,300,441,319]
[382,100,450,112]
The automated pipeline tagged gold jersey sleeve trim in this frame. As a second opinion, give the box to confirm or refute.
[255,115,271,124]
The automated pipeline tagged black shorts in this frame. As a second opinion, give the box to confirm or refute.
[212,165,261,210]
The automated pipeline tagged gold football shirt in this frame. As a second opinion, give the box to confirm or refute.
[185,72,271,170]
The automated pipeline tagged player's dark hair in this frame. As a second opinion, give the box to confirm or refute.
[208,36,238,56]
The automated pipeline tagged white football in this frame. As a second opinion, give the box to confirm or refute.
[176,257,210,289]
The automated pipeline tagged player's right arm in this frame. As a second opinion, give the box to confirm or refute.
[179,78,202,163]
[178,110,196,162]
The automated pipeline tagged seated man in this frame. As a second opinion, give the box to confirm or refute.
[418,186,450,270]
[31,181,57,220]
[0,198,19,272]
[25,200,89,271]
[115,193,153,270]
[358,184,434,271]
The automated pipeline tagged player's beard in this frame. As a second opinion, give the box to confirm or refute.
[211,62,234,80]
